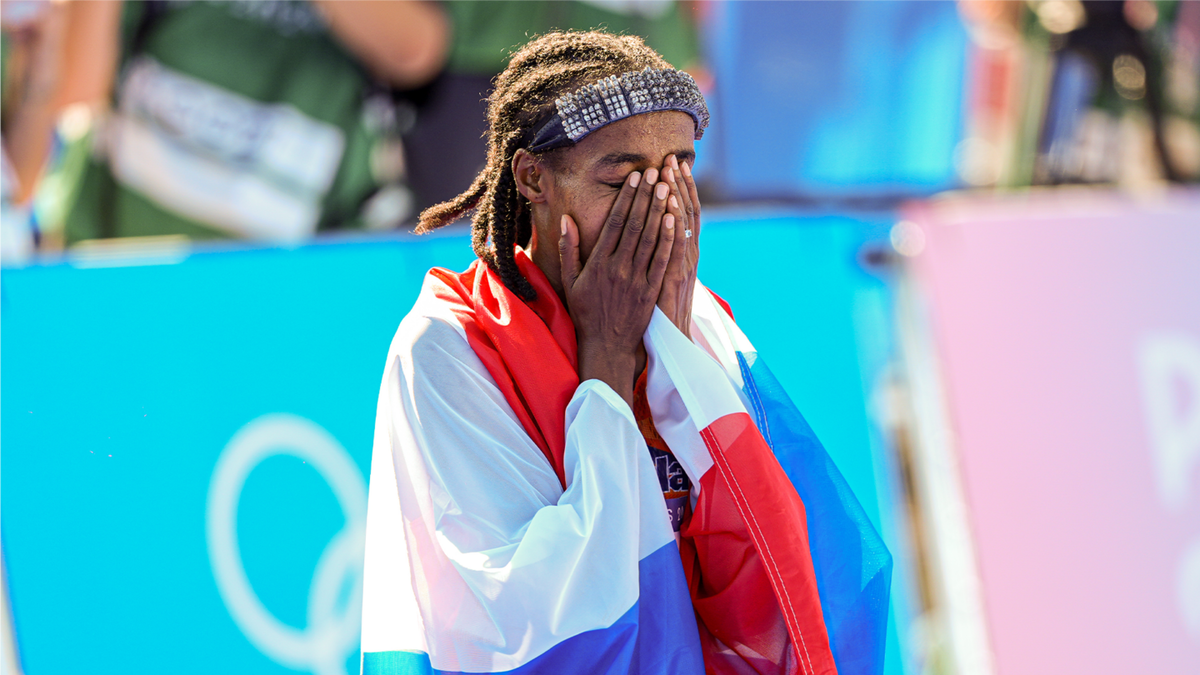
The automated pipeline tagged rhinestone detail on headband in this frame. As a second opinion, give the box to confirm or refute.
[553,67,709,143]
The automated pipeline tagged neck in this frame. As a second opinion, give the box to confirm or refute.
[527,210,567,307]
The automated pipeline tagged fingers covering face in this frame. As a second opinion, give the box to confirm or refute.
[632,176,672,276]
[594,171,641,258]
[582,158,696,290]
[665,156,698,240]
[617,167,659,259]
[558,213,582,289]
[680,157,700,218]
[660,157,698,289]
[647,213,675,288]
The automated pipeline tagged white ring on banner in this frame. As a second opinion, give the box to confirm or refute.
[206,414,367,675]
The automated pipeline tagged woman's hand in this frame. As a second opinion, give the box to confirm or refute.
[658,155,701,338]
[559,169,676,407]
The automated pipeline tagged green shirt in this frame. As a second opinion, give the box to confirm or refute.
[444,1,700,75]
[67,0,382,243]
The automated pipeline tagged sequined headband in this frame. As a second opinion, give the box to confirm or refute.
[526,67,709,153]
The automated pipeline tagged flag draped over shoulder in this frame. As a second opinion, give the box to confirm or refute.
[360,249,890,675]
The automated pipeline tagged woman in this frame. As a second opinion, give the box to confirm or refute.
[361,31,890,675]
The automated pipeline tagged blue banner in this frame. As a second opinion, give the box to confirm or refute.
[700,1,967,199]
[2,214,909,674]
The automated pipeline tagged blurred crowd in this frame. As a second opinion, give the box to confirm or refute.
[1,0,1196,265]
[957,0,1199,187]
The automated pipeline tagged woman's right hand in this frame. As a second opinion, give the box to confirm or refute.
[558,168,676,407]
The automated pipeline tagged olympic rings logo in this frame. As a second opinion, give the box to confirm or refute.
[207,414,367,675]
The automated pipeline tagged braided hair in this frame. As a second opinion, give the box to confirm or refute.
[415,31,672,301]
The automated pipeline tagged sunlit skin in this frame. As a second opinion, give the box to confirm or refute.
[512,111,703,406]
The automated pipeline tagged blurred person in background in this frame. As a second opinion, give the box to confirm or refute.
[2,0,67,263]
[60,0,448,245]
[1035,0,1187,184]
[403,0,703,213]
[956,0,1200,188]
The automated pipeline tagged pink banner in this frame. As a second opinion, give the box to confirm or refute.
[909,190,1200,674]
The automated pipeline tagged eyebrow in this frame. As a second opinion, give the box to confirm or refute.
[595,148,697,168]
[596,152,647,168]
[673,149,697,164]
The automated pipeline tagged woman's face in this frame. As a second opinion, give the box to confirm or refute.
[525,110,697,286]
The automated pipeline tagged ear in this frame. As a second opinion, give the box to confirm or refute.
[512,149,549,204]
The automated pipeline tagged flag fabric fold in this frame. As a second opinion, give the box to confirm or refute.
[361,250,889,675]
[683,287,893,675]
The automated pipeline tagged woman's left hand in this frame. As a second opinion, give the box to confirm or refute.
[657,154,700,338]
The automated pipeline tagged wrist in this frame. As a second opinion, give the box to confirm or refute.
[577,340,637,407]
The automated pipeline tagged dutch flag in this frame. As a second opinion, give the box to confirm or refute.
[360,260,889,675]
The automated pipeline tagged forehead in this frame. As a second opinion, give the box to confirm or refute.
[562,111,697,170]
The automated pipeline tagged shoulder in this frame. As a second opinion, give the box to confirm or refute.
[382,274,520,425]
[386,278,482,381]
[378,275,557,503]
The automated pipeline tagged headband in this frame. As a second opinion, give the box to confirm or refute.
[526,67,710,153]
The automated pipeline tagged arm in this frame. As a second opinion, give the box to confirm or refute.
[50,0,436,106]
[54,0,121,110]
[2,2,66,202]
[361,308,690,672]
[311,0,448,89]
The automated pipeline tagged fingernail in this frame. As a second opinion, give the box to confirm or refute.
[656,183,669,200]
[669,195,679,209]
[664,167,674,182]
[681,161,692,177]
[645,168,659,185]
[664,214,675,229]
[560,214,567,235]
[629,171,641,188]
